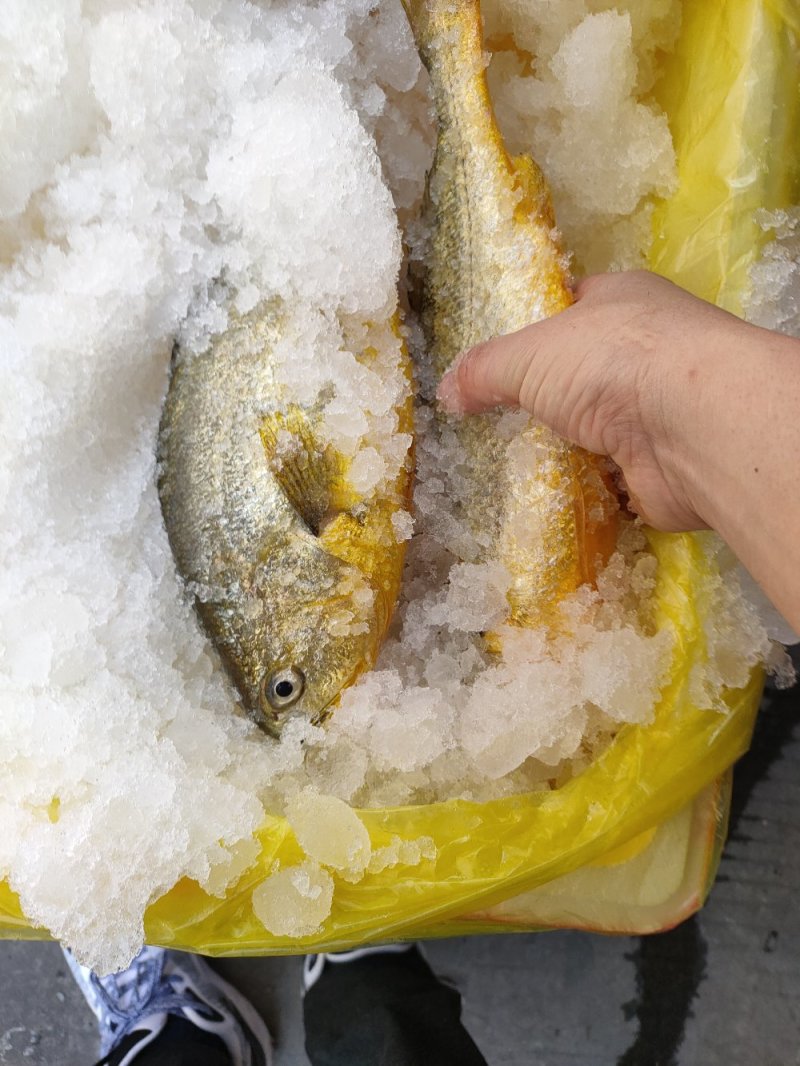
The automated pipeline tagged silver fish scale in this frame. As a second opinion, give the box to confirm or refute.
[158,300,377,735]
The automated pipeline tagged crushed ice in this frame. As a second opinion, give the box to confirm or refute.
[0,0,787,969]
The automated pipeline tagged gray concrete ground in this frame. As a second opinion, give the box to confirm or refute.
[1,668,798,1066]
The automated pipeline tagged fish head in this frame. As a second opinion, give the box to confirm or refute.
[237,545,383,738]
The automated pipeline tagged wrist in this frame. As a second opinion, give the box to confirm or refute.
[654,320,799,535]
[624,312,736,530]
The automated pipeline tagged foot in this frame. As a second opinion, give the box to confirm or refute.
[302,943,488,1066]
[63,945,272,1066]
[302,942,414,993]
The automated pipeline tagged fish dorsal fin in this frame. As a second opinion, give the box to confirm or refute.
[260,406,340,536]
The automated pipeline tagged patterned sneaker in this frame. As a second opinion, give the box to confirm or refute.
[63,945,272,1066]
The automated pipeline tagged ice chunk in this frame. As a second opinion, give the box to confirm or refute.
[434,562,511,633]
[391,509,415,542]
[551,13,637,109]
[483,1,678,272]
[688,537,777,710]
[745,208,800,336]
[252,861,334,938]
[368,835,437,874]
[0,0,98,220]
[734,562,800,647]
[287,790,371,881]
[348,447,388,496]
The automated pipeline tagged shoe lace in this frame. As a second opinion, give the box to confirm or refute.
[91,948,214,1047]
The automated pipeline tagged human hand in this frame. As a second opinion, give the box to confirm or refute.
[438,269,800,629]
[437,270,747,532]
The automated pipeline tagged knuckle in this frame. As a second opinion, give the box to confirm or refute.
[573,274,603,299]
[516,335,546,412]
[574,272,615,301]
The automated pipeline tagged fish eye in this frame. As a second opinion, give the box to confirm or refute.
[261,666,305,712]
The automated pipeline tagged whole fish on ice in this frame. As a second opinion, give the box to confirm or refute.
[157,300,413,737]
[402,0,619,639]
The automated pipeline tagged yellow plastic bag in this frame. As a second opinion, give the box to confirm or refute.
[1,0,797,953]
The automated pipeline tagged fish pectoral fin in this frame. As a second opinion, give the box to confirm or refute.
[260,406,342,536]
[317,510,370,566]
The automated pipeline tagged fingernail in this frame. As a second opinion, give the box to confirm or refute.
[436,347,473,414]
[436,371,465,414]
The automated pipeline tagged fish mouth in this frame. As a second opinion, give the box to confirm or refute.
[249,692,285,739]
[309,661,369,729]
[312,615,388,727]
[258,652,374,738]
[252,590,385,739]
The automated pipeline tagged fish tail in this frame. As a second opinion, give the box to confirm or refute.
[403,0,562,275]
[401,0,485,85]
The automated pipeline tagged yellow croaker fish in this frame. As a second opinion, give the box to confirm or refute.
[158,301,413,737]
[402,0,618,638]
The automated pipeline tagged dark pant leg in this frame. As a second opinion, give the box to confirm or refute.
[303,947,489,1066]
[99,1016,232,1066]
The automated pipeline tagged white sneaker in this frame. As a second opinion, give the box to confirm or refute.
[63,945,273,1066]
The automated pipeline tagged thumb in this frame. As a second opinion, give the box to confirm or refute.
[436,315,564,418]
